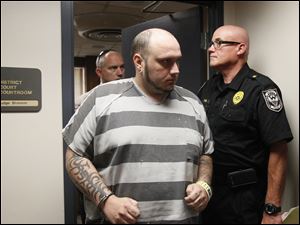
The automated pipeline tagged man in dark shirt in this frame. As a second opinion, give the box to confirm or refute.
[198,25,293,224]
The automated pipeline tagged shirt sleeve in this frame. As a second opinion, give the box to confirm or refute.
[194,97,214,155]
[257,84,293,146]
[203,117,214,155]
[62,90,97,157]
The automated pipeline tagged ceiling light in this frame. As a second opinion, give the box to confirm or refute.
[80,29,122,42]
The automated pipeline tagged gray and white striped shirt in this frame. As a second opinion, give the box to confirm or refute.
[63,78,214,223]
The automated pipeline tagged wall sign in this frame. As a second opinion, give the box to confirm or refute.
[1,67,42,112]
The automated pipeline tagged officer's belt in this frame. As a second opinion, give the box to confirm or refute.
[213,166,258,188]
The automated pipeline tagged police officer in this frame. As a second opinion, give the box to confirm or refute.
[198,25,293,224]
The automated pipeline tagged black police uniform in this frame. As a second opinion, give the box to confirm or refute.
[198,64,293,224]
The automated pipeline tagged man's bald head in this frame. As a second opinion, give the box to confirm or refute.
[213,25,250,60]
[131,28,180,59]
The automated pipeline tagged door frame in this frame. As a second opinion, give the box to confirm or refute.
[61,1,223,223]
[61,1,77,224]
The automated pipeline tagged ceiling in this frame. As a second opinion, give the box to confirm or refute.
[74,1,198,57]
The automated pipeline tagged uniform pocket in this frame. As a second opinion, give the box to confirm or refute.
[220,107,246,122]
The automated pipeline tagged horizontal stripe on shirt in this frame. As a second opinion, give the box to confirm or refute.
[95,111,204,135]
[137,199,198,222]
[93,126,203,155]
[112,181,190,201]
[95,94,204,118]
[100,161,197,186]
[93,144,200,169]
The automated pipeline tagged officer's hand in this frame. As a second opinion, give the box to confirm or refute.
[184,183,209,212]
[102,195,140,224]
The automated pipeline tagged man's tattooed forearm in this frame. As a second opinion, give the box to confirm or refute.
[67,155,109,202]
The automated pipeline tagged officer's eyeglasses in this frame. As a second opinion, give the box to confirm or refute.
[96,49,112,66]
[209,40,241,49]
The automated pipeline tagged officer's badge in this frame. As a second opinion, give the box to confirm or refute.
[262,89,283,112]
[232,91,244,105]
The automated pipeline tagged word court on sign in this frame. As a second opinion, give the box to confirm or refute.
[1,67,42,112]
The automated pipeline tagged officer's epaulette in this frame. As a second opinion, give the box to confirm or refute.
[248,70,274,87]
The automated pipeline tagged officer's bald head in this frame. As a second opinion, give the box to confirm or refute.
[214,25,250,60]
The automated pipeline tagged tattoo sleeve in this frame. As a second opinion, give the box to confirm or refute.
[65,147,111,206]
[197,154,213,185]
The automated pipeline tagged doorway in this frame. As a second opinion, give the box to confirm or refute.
[61,1,223,223]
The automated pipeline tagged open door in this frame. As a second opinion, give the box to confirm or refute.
[122,7,206,94]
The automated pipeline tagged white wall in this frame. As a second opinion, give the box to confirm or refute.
[1,2,64,223]
[224,1,299,211]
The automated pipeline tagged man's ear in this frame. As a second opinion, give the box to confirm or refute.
[95,68,102,78]
[237,43,247,56]
[133,53,144,71]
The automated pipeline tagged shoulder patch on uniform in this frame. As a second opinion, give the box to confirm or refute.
[262,89,283,112]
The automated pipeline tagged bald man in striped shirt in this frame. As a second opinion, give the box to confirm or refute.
[63,28,214,224]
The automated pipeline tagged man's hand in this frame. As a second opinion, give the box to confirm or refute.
[184,183,209,212]
[102,195,140,224]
